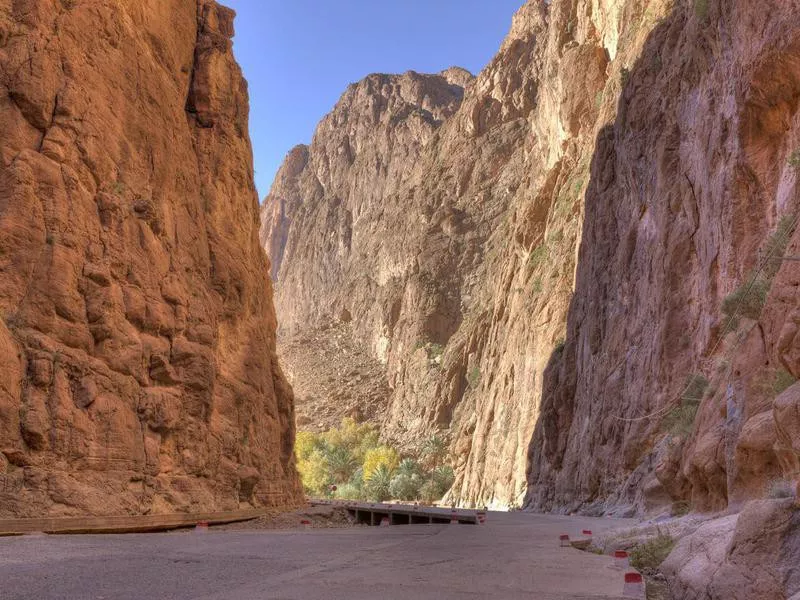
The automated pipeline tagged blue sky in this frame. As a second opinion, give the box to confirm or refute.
[223,0,524,198]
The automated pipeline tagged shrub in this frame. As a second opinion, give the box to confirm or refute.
[430,465,455,490]
[554,338,566,352]
[297,448,332,496]
[682,374,709,402]
[528,244,548,270]
[389,472,424,500]
[295,431,319,462]
[364,464,393,502]
[428,343,445,360]
[362,446,399,480]
[467,366,481,389]
[722,278,770,322]
[766,479,794,499]
[772,369,797,396]
[788,149,800,168]
[662,400,700,437]
[671,500,691,517]
[334,483,362,500]
[762,216,796,279]
[694,0,709,21]
[629,535,675,571]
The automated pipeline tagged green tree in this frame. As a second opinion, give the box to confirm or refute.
[365,464,393,502]
[420,434,447,469]
[362,446,399,480]
[297,448,332,496]
[325,445,358,483]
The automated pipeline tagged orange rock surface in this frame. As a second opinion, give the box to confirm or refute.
[0,0,301,517]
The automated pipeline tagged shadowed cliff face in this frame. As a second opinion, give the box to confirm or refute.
[0,0,302,517]
[263,0,800,514]
[528,0,800,517]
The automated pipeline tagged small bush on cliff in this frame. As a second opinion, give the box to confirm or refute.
[662,374,708,438]
[772,369,797,395]
[694,0,709,21]
[527,244,548,270]
[722,217,796,326]
[629,535,675,571]
[722,278,770,323]
[766,479,795,499]
[467,366,481,389]
[788,149,800,168]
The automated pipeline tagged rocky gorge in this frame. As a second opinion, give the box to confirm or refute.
[262,0,800,531]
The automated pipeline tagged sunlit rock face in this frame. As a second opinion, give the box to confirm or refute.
[264,0,800,513]
[0,0,302,517]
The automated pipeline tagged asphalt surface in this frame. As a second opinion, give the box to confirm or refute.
[0,511,635,600]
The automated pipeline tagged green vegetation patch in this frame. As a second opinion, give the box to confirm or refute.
[295,420,454,503]
[528,244,549,270]
[766,479,795,499]
[467,366,481,389]
[721,216,796,327]
[661,374,708,437]
[694,0,709,21]
[629,535,676,571]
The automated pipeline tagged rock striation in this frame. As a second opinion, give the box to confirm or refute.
[0,0,302,517]
[263,0,800,525]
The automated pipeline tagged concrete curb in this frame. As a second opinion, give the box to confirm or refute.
[0,507,292,536]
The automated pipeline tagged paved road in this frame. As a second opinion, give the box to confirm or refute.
[0,511,635,599]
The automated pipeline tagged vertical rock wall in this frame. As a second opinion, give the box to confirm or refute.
[0,0,302,517]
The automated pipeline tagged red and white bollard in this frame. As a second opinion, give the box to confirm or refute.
[582,529,592,536]
[379,516,390,527]
[476,510,486,525]
[450,510,459,524]
[612,550,630,570]
[622,572,645,598]
[300,519,311,528]
[195,521,209,533]
[559,534,570,547]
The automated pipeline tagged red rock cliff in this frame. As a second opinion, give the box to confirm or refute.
[0,0,302,517]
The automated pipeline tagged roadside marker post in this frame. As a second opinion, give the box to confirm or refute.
[195,521,209,533]
[379,517,390,527]
[559,534,570,547]
[622,572,645,598]
[612,550,629,570]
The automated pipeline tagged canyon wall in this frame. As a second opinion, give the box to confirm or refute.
[527,0,800,516]
[0,0,302,517]
[263,0,800,515]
